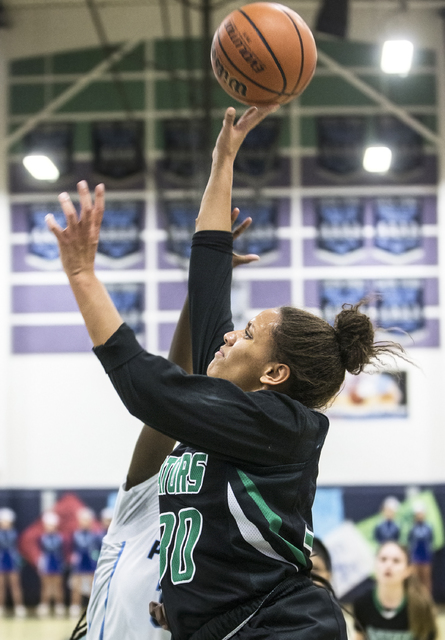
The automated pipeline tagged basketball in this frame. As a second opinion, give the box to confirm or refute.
[211,2,317,106]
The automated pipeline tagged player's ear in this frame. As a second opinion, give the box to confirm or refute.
[260,363,290,387]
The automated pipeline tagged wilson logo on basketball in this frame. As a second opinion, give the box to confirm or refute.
[212,48,248,98]
[224,20,266,73]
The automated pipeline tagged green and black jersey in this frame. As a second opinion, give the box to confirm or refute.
[95,231,330,640]
[353,588,436,640]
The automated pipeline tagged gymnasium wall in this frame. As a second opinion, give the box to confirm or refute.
[1,28,444,489]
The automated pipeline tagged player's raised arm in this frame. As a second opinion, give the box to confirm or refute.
[46,181,123,347]
[195,104,279,233]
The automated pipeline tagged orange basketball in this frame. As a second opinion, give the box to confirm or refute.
[211,2,317,105]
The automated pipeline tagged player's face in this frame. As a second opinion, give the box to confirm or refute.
[375,543,411,586]
[207,308,280,392]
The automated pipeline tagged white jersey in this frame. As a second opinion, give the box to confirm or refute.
[86,474,170,640]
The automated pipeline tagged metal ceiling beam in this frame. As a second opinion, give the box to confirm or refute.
[317,48,441,146]
[5,37,142,149]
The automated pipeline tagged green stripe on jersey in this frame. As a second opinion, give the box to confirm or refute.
[304,527,314,552]
[237,469,307,567]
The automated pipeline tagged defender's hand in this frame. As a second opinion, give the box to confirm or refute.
[46,180,105,280]
[231,207,259,268]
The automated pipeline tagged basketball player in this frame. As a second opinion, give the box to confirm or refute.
[47,105,406,639]
[84,213,256,640]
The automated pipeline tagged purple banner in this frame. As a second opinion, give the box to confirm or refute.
[13,325,93,354]
[12,285,78,313]
[158,282,188,311]
[250,280,291,309]
[302,196,437,267]
[303,278,439,348]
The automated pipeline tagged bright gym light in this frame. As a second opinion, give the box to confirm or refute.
[23,155,60,181]
[363,146,392,173]
[381,40,413,75]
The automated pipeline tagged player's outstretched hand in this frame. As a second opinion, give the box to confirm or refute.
[231,207,259,268]
[213,104,280,162]
[45,180,105,280]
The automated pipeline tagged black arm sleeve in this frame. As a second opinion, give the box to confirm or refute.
[188,230,234,375]
[94,324,315,466]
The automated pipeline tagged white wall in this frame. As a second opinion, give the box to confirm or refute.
[319,352,445,485]
[2,0,445,489]
[5,355,138,487]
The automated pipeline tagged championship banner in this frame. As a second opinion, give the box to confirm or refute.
[96,201,144,269]
[234,119,281,185]
[375,114,423,174]
[375,278,424,336]
[161,119,206,185]
[319,279,368,326]
[163,200,199,265]
[316,198,365,263]
[106,283,145,338]
[233,201,279,258]
[316,116,366,175]
[314,278,436,346]
[25,204,67,270]
[373,197,423,263]
[92,121,145,179]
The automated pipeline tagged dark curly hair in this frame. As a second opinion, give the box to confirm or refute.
[271,301,406,409]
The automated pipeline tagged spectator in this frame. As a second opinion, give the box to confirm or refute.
[374,496,401,544]
[353,541,437,640]
[408,502,434,595]
[0,507,26,618]
[37,511,65,618]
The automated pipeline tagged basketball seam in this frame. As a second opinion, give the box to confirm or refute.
[280,10,305,95]
[238,8,287,94]
[216,30,287,98]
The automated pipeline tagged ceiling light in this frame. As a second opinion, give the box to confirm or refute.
[23,155,60,181]
[363,146,392,173]
[381,40,413,75]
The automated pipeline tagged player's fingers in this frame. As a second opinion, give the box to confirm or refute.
[235,106,258,129]
[232,252,260,268]
[230,207,240,225]
[45,213,64,239]
[232,217,252,240]
[93,183,105,221]
[236,253,259,264]
[77,180,93,218]
[58,191,79,227]
[241,103,279,132]
[224,107,237,126]
[257,103,280,116]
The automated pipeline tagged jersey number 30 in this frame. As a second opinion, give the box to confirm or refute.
[159,508,203,584]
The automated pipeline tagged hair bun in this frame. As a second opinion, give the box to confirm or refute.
[334,303,375,374]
